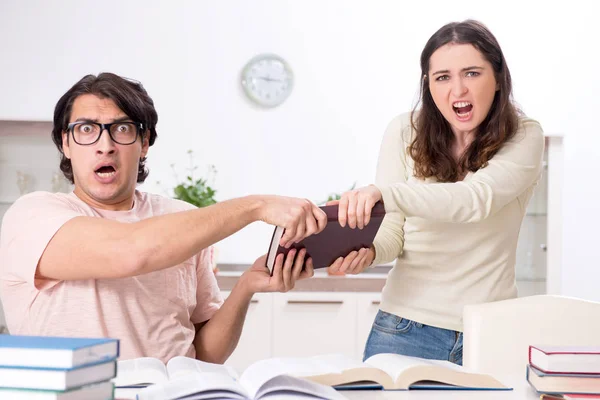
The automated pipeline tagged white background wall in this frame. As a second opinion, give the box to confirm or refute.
[1,1,599,299]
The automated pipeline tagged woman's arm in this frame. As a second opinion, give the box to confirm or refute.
[371,114,410,265]
[377,118,544,223]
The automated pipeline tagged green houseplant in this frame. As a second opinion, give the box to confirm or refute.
[172,150,218,208]
[173,169,218,208]
[170,150,219,273]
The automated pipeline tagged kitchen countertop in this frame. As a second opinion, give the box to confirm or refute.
[215,264,390,292]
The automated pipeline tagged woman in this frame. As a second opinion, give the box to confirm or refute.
[328,20,544,365]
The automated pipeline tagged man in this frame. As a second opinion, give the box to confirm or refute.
[0,73,326,364]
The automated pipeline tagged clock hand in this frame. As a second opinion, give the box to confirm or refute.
[256,76,283,83]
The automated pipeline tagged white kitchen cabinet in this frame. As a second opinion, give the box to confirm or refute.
[221,292,272,373]
[271,292,357,359]
[515,135,563,296]
[355,292,381,360]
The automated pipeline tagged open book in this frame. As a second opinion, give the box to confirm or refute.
[265,353,510,391]
[113,356,345,400]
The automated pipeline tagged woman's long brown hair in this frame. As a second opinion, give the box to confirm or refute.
[409,20,520,182]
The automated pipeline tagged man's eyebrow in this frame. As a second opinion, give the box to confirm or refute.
[431,66,484,76]
[72,116,131,123]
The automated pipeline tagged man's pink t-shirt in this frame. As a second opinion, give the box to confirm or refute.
[0,190,223,363]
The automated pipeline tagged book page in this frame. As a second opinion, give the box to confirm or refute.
[113,357,168,387]
[255,374,346,400]
[166,356,239,382]
[239,354,354,399]
[136,373,247,400]
[365,353,507,390]
[364,353,458,383]
[267,226,285,272]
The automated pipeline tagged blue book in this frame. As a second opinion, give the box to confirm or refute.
[0,381,114,400]
[527,364,600,395]
[0,335,119,369]
[0,359,117,391]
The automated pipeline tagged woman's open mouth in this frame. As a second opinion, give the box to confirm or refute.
[452,101,473,121]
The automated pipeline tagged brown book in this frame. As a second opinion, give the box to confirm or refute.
[265,202,386,273]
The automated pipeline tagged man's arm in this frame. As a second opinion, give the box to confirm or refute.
[38,196,326,281]
[193,283,252,364]
[193,250,311,364]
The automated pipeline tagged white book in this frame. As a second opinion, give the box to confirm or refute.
[296,353,509,390]
[113,356,344,400]
[114,353,509,399]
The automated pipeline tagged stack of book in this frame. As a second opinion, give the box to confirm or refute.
[0,334,119,399]
[527,345,600,398]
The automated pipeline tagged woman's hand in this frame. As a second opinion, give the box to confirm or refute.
[327,246,376,275]
[337,185,383,229]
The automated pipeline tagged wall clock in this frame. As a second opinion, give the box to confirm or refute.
[240,54,294,108]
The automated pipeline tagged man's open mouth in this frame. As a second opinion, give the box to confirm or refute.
[95,165,116,178]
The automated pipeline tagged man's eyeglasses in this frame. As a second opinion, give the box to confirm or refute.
[66,121,144,145]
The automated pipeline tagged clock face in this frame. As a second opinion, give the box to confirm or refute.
[241,54,294,108]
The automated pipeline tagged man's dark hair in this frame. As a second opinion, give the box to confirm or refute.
[51,72,158,184]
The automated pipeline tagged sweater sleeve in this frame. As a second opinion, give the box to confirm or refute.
[375,118,545,223]
[371,113,411,266]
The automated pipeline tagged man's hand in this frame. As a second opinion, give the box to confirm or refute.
[337,185,383,229]
[256,196,327,248]
[327,246,376,275]
[240,249,314,295]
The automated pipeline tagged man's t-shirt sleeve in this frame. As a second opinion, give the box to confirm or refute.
[0,192,82,290]
[191,246,224,324]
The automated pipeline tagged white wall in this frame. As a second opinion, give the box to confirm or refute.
[1,1,599,298]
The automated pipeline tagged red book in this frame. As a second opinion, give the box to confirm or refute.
[530,346,600,374]
[265,202,386,273]
[541,395,600,399]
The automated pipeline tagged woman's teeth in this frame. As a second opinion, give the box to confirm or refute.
[453,101,473,117]
[454,101,471,108]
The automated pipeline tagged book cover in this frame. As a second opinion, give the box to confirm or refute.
[531,346,600,356]
[0,335,119,369]
[266,202,386,273]
[531,365,600,379]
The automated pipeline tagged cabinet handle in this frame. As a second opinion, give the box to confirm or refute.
[287,300,344,305]
[371,300,381,305]
[250,299,259,304]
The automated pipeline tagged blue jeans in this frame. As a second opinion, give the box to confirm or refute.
[363,310,463,365]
